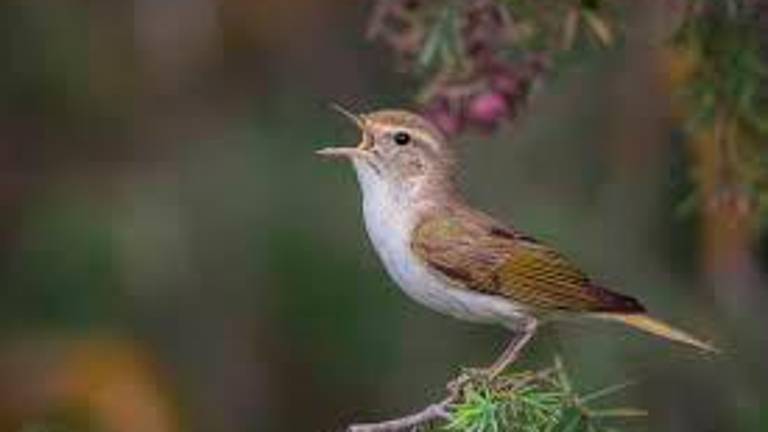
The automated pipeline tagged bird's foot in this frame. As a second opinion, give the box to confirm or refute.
[446,367,493,397]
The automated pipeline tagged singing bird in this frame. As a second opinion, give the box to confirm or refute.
[318,108,715,379]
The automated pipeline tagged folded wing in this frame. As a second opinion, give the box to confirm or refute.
[411,211,645,314]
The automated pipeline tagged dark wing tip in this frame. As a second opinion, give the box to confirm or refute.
[489,226,539,243]
[586,284,647,314]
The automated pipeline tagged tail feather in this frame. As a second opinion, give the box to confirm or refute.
[596,313,718,354]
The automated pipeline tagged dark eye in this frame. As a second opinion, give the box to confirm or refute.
[393,131,411,146]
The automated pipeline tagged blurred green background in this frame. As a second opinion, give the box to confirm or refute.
[0,2,765,431]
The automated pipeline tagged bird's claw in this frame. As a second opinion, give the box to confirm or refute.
[447,367,492,396]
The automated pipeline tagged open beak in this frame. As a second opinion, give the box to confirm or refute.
[316,104,370,160]
[315,146,368,159]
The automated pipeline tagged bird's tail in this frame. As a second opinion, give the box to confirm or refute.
[595,313,718,354]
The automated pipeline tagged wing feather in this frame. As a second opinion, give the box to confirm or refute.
[411,212,645,314]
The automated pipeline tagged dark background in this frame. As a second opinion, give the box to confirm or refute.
[0,2,765,431]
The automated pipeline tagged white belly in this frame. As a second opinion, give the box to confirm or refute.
[358,175,528,329]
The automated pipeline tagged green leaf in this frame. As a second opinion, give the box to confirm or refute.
[553,407,584,432]
[418,4,461,71]
[581,10,613,46]
[590,408,649,418]
[580,381,636,404]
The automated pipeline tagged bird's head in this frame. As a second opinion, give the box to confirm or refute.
[317,106,457,197]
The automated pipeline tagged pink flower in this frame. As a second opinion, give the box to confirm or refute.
[466,92,508,126]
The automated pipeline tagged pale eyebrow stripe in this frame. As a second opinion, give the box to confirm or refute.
[414,131,440,149]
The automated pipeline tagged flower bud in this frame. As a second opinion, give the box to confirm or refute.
[466,91,508,126]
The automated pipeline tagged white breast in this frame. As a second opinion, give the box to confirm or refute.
[353,161,529,329]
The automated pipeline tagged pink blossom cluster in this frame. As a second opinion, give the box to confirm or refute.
[421,56,547,136]
[368,0,550,136]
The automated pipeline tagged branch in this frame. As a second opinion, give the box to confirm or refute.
[346,326,535,431]
[347,395,454,432]
[345,357,644,432]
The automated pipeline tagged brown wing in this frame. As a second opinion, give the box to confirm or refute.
[411,211,645,314]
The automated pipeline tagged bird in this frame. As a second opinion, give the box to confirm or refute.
[317,106,716,381]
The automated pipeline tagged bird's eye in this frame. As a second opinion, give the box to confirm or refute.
[393,131,411,146]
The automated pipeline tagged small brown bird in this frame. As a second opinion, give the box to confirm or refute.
[318,107,715,380]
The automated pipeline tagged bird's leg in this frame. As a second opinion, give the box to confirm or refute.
[448,319,537,394]
[486,319,537,378]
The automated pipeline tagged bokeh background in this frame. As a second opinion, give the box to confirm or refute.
[0,2,766,431]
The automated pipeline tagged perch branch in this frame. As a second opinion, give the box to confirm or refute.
[347,325,535,432]
[347,395,453,432]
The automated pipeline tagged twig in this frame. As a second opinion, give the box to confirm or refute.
[347,395,454,432]
[347,329,534,431]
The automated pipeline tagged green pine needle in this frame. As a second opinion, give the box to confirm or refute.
[436,357,642,432]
